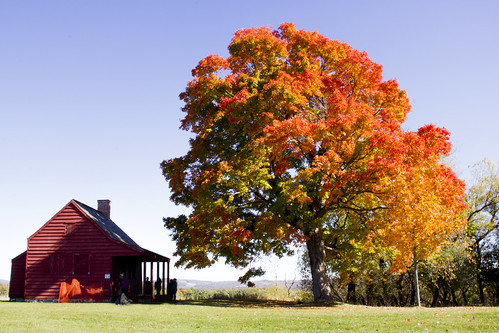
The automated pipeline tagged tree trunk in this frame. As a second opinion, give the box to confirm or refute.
[380,270,387,306]
[346,280,357,304]
[414,259,421,307]
[396,273,404,306]
[408,270,416,306]
[476,245,485,304]
[306,229,332,302]
[442,287,449,305]
[366,281,373,306]
[451,287,458,306]
[431,277,441,307]
[431,286,439,307]
[462,289,468,305]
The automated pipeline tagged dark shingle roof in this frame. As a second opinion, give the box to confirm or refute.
[72,199,141,249]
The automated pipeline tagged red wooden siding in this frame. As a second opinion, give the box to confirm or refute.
[9,251,26,299]
[25,201,142,300]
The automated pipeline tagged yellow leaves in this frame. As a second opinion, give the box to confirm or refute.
[280,179,312,204]
[379,157,467,268]
[228,26,287,75]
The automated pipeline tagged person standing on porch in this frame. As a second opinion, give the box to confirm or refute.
[115,273,129,305]
[155,277,162,296]
[145,277,152,295]
[170,278,178,303]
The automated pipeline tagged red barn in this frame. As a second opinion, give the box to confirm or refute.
[9,199,170,302]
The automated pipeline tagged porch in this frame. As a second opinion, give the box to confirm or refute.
[112,250,171,303]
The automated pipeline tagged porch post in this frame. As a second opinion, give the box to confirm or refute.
[142,257,146,296]
[150,260,153,299]
[162,262,166,296]
[166,259,170,299]
[156,261,160,297]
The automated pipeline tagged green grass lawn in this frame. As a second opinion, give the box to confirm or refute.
[0,300,497,332]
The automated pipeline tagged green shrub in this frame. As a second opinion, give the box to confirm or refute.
[0,283,8,297]
[178,288,211,301]
[178,285,312,302]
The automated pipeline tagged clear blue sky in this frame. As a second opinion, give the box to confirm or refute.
[1,0,498,282]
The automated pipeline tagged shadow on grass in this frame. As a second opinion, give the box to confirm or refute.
[176,299,339,308]
[0,298,338,308]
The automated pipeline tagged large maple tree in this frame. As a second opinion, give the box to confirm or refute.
[161,23,466,301]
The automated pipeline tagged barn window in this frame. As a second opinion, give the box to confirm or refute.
[48,253,65,274]
[48,254,54,273]
[73,253,90,275]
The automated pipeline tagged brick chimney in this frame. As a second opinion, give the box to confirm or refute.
[97,200,111,219]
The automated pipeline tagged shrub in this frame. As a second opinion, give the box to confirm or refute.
[178,285,311,302]
[0,283,9,297]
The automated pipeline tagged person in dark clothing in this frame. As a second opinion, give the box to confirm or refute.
[145,277,152,295]
[115,273,130,305]
[154,277,162,296]
[121,273,129,295]
[170,278,178,303]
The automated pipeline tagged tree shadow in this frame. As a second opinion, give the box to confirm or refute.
[176,299,339,308]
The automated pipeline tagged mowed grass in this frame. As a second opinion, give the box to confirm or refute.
[0,300,498,332]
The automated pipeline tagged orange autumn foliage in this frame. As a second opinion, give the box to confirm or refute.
[374,127,467,271]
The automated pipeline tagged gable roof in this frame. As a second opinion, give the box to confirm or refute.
[72,199,141,250]
[72,199,170,262]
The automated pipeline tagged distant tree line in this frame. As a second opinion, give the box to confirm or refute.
[299,160,499,306]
